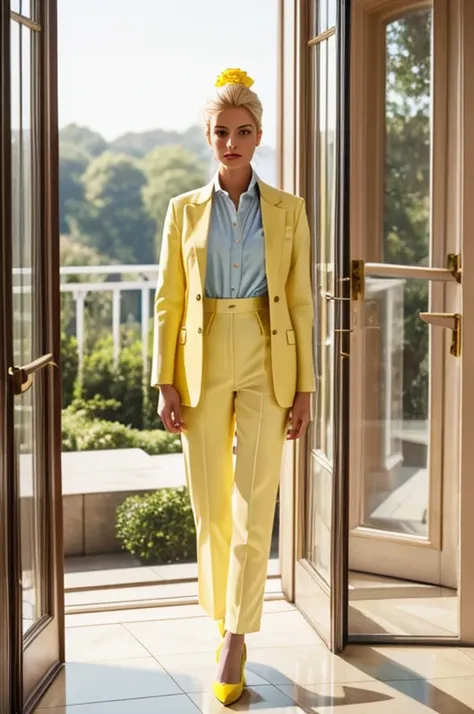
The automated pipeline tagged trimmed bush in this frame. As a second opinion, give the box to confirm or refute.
[61,406,181,454]
[116,487,196,564]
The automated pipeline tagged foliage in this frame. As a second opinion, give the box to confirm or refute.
[116,488,196,564]
[384,10,431,419]
[60,331,79,408]
[142,145,207,255]
[62,405,181,454]
[73,334,162,431]
[59,143,90,234]
[109,125,208,159]
[59,124,108,157]
[68,151,155,264]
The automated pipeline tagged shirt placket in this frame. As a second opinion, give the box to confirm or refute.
[229,195,245,296]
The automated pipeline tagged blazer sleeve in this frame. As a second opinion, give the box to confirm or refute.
[150,199,185,388]
[286,198,316,392]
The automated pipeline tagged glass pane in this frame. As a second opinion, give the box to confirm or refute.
[328,0,337,28]
[11,0,21,12]
[306,35,338,582]
[360,276,430,537]
[11,21,43,635]
[383,9,432,265]
[319,0,328,34]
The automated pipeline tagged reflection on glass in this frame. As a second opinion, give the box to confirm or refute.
[361,277,429,537]
[384,9,432,266]
[306,34,338,583]
[327,0,337,28]
[11,20,42,635]
[318,0,328,35]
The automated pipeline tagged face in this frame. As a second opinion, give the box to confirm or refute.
[208,107,262,170]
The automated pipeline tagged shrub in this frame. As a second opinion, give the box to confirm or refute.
[77,335,164,431]
[61,406,181,454]
[60,331,79,408]
[116,487,196,564]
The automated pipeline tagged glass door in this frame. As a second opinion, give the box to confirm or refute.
[346,0,474,642]
[1,1,63,711]
[293,0,351,653]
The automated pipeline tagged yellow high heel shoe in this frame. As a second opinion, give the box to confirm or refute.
[213,641,247,707]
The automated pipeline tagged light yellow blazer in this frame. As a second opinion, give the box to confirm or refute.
[151,177,316,408]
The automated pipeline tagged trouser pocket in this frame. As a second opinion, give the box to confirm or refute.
[254,308,270,337]
[204,311,216,336]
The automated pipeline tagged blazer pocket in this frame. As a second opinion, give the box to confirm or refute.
[286,329,296,345]
[179,327,187,345]
[284,226,293,240]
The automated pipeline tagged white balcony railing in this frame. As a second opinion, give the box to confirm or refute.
[12,264,160,376]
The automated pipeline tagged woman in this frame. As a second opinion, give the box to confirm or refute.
[151,67,315,706]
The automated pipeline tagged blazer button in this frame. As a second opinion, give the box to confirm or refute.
[274,296,280,302]
[272,329,278,335]
[198,328,203,334]
[196,294,202,301]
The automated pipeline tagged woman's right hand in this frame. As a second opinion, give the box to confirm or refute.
[158,385,184,433]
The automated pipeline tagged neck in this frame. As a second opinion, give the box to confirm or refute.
[218,165,253,197]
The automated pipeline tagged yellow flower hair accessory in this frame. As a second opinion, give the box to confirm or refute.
[215,68,254,89]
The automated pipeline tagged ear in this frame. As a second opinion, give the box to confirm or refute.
[256,129,263,147]
[206,130,212,148]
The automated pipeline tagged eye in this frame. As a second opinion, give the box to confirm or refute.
[240,129,251,136]
[215,130,227,137]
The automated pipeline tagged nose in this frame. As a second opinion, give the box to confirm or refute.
[226,136,237,149]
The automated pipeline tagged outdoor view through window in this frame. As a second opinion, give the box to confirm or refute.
[58,0,279,608]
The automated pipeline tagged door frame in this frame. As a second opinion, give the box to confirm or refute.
[0,3,22,711]
[1,2,64,711]
[278,0,351,654]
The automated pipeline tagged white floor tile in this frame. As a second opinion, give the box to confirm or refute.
[35,658,181,708]
[189,685,303,712]
[157,650,269,693]
[35,694,199,713]
[66,624,150,662]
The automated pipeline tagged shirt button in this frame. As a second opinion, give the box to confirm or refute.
[235,239,240,243]
[233,263,240,268]
[274,296,280,302]
[198,328,203,334]
[196,294,201,301]
[272,329,278,335]
[233,221,237,227]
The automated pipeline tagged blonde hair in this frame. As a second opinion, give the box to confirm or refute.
[203,84,263,136]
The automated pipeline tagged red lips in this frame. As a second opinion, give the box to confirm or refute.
[225,153,242,159]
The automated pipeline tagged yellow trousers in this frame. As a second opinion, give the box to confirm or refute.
[180,295,289,634]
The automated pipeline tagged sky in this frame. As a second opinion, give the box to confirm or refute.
[57,0,278,146]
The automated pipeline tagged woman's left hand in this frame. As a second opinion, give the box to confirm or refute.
[287,392,311,440]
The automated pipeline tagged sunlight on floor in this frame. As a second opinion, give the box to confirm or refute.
[33,600,474,713]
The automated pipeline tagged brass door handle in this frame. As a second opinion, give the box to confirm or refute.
[8,353,58,395]
[419,312,461,357]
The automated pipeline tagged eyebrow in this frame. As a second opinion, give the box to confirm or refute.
[214,124,254,130]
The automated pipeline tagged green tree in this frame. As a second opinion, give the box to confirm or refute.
[384,9,431,420]
[59,124,108,157]
[69,151,155,264]
[59,143,90,234]
[142,145,207,256]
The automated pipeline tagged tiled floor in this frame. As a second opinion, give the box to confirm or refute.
[33,600,474,713]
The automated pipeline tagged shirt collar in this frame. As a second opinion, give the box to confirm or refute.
[213,169,259,198]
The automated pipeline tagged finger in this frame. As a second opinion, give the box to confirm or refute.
[172,403,183,432]
[296,417,310,439]
[162,408,179,433]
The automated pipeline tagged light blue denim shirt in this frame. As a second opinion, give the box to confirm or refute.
[204,170,268,299]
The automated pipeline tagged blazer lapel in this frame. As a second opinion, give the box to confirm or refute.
[184,179,214,291]
[258,180,287,296]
